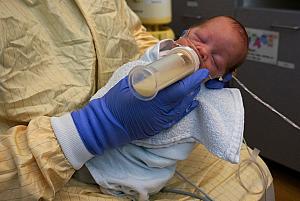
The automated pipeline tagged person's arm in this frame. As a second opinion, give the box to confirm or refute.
[132,24,159,55]
[0,68,209,200]
[51,69,209,168]
[0,116,74,200]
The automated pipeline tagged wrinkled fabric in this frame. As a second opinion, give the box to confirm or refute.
[0,0,273,200]
[0,117,273,201]
[0,116,75,200]
[0,0,158,132]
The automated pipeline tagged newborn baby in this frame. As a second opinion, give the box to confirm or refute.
[74,16,248,201]
[175,15,248,80]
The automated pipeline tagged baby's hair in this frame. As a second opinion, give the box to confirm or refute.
[221,16,249,72]
[191,15,249,73]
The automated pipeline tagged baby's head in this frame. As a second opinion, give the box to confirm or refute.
[175,16,248,79]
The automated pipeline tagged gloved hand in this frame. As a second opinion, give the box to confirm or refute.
[205,72,232,89]
[71,69,209,155]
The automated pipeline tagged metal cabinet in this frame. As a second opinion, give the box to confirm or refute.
[170,0,236,38]
[171,0,300,171]
[235,7,300,172]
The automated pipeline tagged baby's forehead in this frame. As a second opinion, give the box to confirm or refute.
[189,19,244,44]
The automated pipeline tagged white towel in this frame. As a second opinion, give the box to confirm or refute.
[134,83,244,163]
[87,50,244,200]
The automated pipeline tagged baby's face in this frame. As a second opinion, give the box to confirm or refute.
[176,17,247,78]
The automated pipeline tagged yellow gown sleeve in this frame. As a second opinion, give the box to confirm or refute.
[122,0,159,55]
[0,116,74,200]
[132,24,159,55]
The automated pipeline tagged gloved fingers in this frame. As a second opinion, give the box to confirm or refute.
[175,86,200,115]
[158,84,199,129]
[223,72,233,82]
[118,76,131,90]
[205,72,232,89]
[178,68,209,92]
[205,79,225,89]
[164,98,199,129]
[179,99,199,119]
[164,86,200,126]
[158,68,208,103]
[187,99,200,113]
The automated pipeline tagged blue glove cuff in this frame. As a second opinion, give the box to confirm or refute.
[205,73,232,89]
[71,99,130,155]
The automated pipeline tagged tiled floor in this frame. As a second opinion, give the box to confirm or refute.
[264,159,300,201]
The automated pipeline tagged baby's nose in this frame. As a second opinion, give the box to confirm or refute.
[199,53,208,61]
[197,49,215,69]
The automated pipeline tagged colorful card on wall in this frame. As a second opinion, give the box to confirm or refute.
[246,27,280,65]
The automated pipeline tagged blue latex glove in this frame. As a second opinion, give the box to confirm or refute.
[205,72,232,89]
[71,69,209,155]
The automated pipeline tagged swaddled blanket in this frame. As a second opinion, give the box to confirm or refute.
[86,40,244,201]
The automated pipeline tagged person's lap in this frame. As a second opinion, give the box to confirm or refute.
[66,144,273,201]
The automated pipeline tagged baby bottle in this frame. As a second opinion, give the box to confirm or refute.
[128,46,200,100]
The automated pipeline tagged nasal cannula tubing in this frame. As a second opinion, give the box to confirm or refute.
[232,75,300,131]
